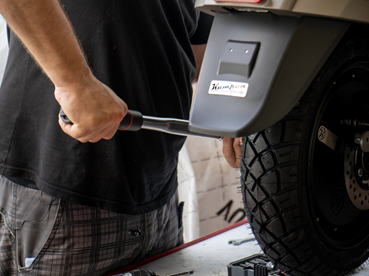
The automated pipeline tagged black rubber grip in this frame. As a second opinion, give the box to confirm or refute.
[59,108,143,131]
[118,110,143,131]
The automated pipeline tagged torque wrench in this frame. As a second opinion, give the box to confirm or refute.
[59,109,221,140]
[167,271,194,276]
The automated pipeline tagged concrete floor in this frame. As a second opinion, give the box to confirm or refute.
[111,222,369,276]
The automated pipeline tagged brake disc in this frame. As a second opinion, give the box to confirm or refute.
[344,145,369,210]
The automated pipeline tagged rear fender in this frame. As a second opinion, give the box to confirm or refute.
[189,12,350,137]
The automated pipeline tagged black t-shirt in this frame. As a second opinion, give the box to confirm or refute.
[0,0,213,215]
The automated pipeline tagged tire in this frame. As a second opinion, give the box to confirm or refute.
[241,24,369,276]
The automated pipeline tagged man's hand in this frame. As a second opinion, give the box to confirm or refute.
[223,137,242,169]
[55,73,128,143]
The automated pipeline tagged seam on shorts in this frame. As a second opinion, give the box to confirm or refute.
[0,210,15,238]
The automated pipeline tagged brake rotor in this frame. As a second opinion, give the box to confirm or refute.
[345,145,369,210]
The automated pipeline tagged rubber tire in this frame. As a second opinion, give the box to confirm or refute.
[241,24,369,276]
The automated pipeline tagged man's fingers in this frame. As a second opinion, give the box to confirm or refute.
[58,110,122,143]
[233,137,242,168]
[59,117,100,143]
[58,116,77,137]
[234,137,242,154]
[88,125,119,143]
[223,137,242,169]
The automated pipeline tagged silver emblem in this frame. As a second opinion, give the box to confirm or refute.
[208,80,249,98]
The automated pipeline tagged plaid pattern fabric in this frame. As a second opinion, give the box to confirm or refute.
[0,178,183,276]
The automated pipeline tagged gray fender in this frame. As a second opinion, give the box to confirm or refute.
[189,12,351,137]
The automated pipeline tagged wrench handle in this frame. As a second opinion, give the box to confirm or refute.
[59,108,144,131]
[59,108,221,139]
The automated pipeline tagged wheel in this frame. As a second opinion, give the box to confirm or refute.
[241,24,369,275]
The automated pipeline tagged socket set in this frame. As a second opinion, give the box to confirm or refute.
[227,254,286,276]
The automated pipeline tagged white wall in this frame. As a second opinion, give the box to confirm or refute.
[178,136,244,242]
[0,15,8,85]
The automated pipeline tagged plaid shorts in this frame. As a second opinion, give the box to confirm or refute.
[0,176,183,276]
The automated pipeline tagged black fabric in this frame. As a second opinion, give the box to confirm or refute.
[0,0,213,215]
[5,176,38,190]
[190,12,214,45]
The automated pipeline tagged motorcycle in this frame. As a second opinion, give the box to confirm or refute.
[188,0,369,275]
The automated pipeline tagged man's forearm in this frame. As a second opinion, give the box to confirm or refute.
[0,0,128,143]
[0,0,91,88]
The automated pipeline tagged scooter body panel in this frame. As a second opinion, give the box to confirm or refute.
[195,0,297,14]
[293,0,369,24]
[188,12,350,137]
[196,0,369,24]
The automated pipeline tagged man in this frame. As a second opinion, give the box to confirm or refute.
[0,0,241,275]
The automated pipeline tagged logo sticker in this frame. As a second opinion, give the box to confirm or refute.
[208,80,249,98]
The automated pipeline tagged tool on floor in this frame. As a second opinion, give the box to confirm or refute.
[59,109,221,140]
[227,254,285,276]
[120,269,158,276]
[166,271,194,276]
[117,269,195,276]
[228,237,256,246]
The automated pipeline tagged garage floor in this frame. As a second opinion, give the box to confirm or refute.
[111,221,369,276]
